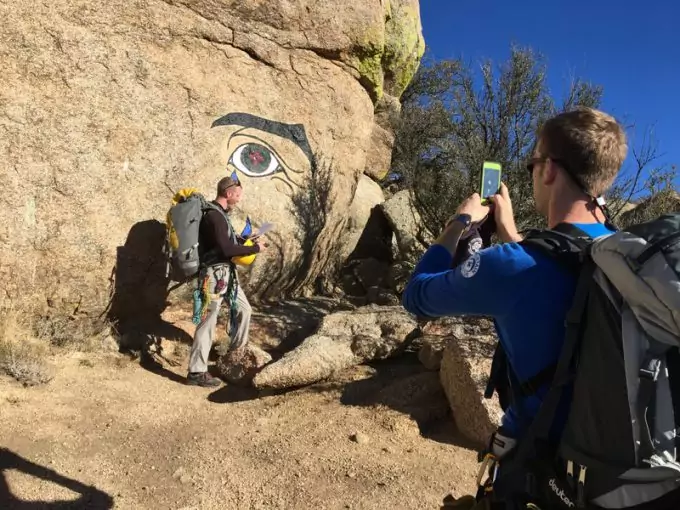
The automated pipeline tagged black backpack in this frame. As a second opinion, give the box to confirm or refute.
[480,213,680,510]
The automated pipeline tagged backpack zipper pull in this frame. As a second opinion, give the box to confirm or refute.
[577,464,587,508]
[566,460,575,491]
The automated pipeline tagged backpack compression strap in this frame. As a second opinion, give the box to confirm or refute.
[485,345,560,403]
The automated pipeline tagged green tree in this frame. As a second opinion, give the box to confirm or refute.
[390,45,676,239]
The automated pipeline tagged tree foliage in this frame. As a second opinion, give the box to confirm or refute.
[389,45,677,238]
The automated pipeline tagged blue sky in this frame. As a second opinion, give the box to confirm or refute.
[419,0,679,190]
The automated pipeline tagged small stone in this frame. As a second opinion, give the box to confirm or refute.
[350,432,369,444]
[180,474,191,484]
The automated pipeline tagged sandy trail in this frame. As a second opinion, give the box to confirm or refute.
[0,341,480,510]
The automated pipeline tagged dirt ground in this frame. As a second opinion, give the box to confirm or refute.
[0,306,481,510]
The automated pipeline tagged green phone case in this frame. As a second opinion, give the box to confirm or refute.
[480,161,502,205]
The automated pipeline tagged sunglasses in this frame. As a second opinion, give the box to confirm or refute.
[526,156,571,175]
[526,157,546,174]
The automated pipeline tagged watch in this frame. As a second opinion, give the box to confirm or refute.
[448,213,472,231]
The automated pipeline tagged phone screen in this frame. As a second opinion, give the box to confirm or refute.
[481,164,501,199]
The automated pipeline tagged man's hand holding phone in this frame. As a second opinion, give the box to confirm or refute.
[491,182,522,243]
[454,193,491,225]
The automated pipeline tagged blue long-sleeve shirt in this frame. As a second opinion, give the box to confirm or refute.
[402,222,613,438]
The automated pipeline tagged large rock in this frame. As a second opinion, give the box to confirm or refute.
[366,0,428,181]
[339,175,386,264]
[440,333,502,447]
[379,190,433,262]
[418,335,451,371]
[252,306,419,389]
[0,0,424,319]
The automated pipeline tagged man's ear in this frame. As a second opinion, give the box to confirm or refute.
[543,160,558,186]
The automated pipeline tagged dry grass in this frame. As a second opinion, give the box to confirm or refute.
[0,310,54,386]
[32,312,108,351]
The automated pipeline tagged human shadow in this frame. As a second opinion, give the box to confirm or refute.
[104,219,193,377]
[0,448,114,509]
[206,384,289,404]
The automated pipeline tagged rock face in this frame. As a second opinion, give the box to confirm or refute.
[379,190,433,263]
[417,335,451,371]
[0,0,424,319]
[252,306,420,389]
[339,175,386,264]
[439,327,503,447]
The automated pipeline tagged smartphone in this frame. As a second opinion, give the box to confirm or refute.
[480,161,502,205]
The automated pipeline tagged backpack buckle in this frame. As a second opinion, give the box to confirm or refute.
[640,359,661,381]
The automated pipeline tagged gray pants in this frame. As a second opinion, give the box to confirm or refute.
[188,265,252,374]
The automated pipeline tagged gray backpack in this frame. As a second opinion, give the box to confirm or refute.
[485,212,680,509]
[165,190,227,279]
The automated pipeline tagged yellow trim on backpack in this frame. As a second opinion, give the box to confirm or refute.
[172,187,200,205]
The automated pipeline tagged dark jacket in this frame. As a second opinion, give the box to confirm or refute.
[198,202,260,265]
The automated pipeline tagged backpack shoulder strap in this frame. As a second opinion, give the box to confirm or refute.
[509,256,597,464]
[520,223,593,274]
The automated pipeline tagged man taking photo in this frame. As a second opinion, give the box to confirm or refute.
[402,107,626,498]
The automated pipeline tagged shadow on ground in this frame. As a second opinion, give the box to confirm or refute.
[176,296,479,451]
[0,448,114,509]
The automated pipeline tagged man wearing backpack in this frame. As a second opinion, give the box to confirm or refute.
[403,107,680,509]
[186,175,264,388]
[403,106,624,441]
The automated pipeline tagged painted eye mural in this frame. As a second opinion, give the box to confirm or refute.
[212,112,315,193]
[230,142,280,177]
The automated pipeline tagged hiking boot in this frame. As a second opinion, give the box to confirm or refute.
[186,372,222,387]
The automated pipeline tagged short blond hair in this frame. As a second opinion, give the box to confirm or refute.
[538,107,628,197]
